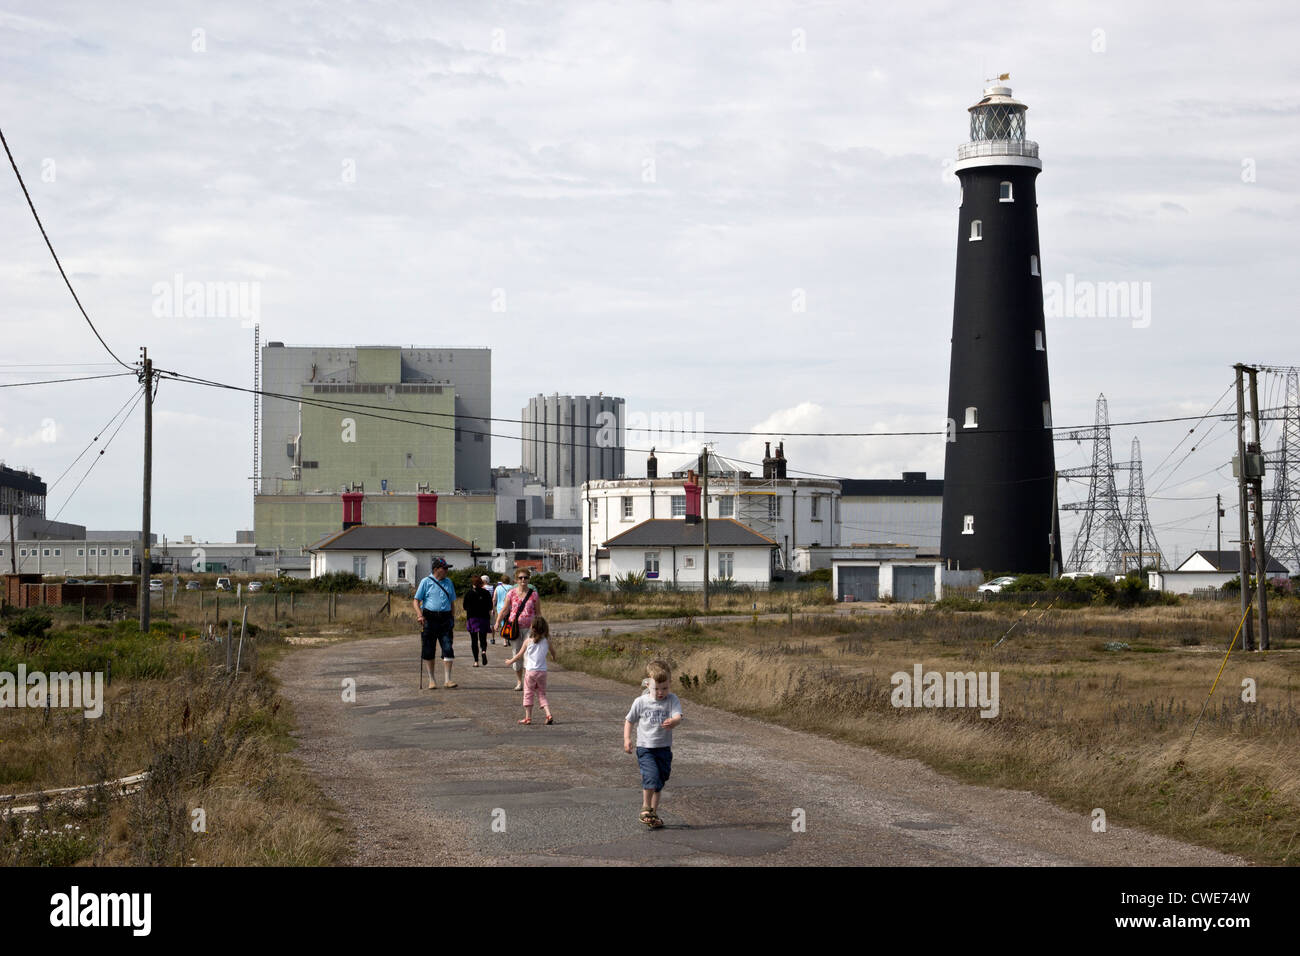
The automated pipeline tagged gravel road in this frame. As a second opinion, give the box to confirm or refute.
[275,627,1245,867]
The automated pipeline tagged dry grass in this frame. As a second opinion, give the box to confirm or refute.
[555,600,1300,865]
[1,614,350,867]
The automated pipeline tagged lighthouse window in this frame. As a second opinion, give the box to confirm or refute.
[969,220,983,241]
[962,515,975,535]
[963,406,978,428]
[1042,401,1053,428]
[1035,330,1044,351]
[1030,255,1039,276]
[999,181,1014,202]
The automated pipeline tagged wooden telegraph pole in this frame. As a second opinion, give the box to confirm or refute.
[1246,366,1270,651]
[139,348,154,633]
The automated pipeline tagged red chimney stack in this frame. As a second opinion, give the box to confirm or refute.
[417,493,439,527]
[342,492,364,529]
[683,470,701,524]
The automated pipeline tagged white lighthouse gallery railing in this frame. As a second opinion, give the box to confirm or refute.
[956,140,1040,161]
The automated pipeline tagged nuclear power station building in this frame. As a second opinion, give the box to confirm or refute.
[940,83,1062,574]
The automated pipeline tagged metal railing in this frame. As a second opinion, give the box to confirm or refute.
[956,140,1039,162]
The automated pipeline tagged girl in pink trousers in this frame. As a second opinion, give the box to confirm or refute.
[504,616,555,725]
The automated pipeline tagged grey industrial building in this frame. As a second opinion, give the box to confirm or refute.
[521,394,626,490]
[259,343,493,494]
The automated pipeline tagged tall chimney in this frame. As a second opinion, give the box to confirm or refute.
[775,442,787,479]
[763,441,773,480]
[342,492,364,529]
[647,447,658,479]
[417,493,439,527]
[683,470,701,524]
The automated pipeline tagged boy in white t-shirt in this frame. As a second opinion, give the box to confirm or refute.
[623,659,683,829]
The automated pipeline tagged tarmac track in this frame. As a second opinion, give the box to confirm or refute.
[275,622,1244,867]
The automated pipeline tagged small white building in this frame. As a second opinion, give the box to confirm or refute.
[307,525,476,588]
[603,519,776,588]
[1149,549,1290,596]
[829,546,946,602]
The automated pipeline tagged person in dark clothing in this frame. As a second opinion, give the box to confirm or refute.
[463,574,494,667]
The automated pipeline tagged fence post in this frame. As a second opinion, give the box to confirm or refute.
[236,606,248,674]
[274,592,278,621]
[290,591,295,618]
[81,595,86,623]
[226,619,233,673]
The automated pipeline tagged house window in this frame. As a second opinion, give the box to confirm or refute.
[719,495,734,518]
[54,549,61,556]
[622,496,634,519]
[811,497,820,519]
[1043,401,1053,428]
[77,548,85,556]
[43,549,51,556]
[353,555,368,578]
[768,496,782,520]
[969,220,982,241]
[100,549,108,556]
[999,181,1014,202]
[397,561,407,581]
[1035,330,1044,351]
[1030,254,1039,276]
[112,549,119,556]
[405,453,414,468]
[964,406,978,428]
[962,515,975,535]
[718,552,735,578]
[20,549,27,557]
[684,556,695,569]
[645,552,660,576]
[671,495,686,517]
[592,498,599,518]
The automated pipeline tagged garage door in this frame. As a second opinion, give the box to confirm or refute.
[837,566,879,602]
[892,565,935,602]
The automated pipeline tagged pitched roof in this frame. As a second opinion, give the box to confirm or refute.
[603,518,776,548]
[1179,550,1290,575]
[308,525,474,552]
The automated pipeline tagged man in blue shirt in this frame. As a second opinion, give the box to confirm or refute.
[413,558,458,689]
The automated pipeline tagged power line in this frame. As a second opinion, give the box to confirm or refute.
[52,387,145,520]
[157,366,1248,446]
[0,372,137,388]
[0,125,134,370]
[47,387,146,493]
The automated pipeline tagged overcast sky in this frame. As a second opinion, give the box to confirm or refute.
[1,0,1297,566]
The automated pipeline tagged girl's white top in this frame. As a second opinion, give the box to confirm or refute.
[524,637,548,671]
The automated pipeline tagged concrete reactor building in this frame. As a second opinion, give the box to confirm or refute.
[254,343,495,552]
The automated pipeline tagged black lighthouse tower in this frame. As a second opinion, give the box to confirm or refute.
[940,82,1061,575]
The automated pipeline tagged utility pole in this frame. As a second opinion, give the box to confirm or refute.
[1234,364,1254,651]
[701,447,710,611]
[1216,493,1222,555]
[1247,366,1270,650]
[1137,524,1143,576]
[139,348,154,633]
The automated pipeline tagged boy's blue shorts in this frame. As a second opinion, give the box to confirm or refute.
[636,746,672,792]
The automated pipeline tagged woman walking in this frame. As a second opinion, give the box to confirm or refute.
[463,574,493,667]
[503,616,555,724]
[500,569,539,692]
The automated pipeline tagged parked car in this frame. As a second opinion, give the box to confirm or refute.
[977,575,1017,594]
[149,579,164,592]
[215,578,232,591]
[247,581,263,593]
[185,581,201,591]
[64,578,85,585]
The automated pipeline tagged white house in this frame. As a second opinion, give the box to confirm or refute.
[307,525,476,588]
[583,449,839,576]
[1149,549,1290,596]
[603,518,776,588]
